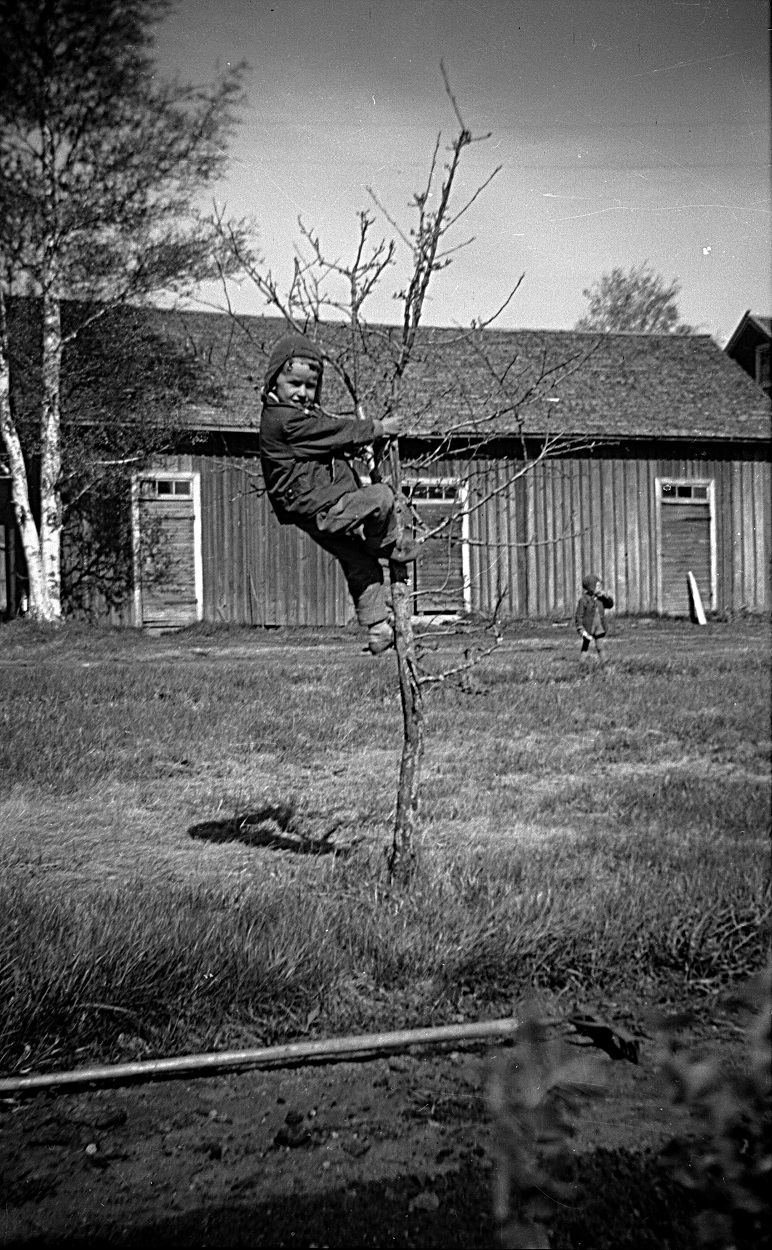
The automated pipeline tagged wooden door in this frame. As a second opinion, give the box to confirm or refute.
[135,475,202,629]
[659,481,713,615]
[409,482,468,615]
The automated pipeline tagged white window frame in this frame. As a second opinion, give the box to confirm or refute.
[654,476,716,613]
[131,471,203,627]
[404,477,471,618]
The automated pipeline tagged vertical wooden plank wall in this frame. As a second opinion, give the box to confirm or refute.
[659,454,770,613]
[467,451,769,619]
[173,448,769,625]
[195,455,353,626]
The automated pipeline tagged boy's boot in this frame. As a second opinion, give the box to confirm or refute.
[385,537,421,564]
[367,619,395,655]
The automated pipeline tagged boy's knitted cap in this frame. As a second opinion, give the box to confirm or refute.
[264,333,324,397]
[582,573,599,591]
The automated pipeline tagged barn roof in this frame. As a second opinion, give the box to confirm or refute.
[146,309,770,444]
[15,302,760,446]
[390,323,771,442]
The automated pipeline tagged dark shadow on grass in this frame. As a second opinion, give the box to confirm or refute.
[188,801,352,856]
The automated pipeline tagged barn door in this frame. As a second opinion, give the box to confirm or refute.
[133,473,203,629]
[407,480,470,616]
[657,479,714,615]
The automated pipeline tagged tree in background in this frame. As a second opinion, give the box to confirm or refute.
[5,300,224,617]
[0,0,245,620]
[575,262,693,335]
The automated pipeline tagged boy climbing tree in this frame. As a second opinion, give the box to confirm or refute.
[259,332,420,655]
[214,70,591,880]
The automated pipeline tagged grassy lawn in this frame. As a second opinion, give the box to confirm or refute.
[1,616,769,1074]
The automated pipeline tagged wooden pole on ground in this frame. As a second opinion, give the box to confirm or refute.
[0,1017,521,1097]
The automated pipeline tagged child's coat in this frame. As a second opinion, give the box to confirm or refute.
[575,576,614,637]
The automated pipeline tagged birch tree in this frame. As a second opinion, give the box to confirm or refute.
[0,0,244,620]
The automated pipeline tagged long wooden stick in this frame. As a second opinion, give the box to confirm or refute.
[0,1017,521,1096]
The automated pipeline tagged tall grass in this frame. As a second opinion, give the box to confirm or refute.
[0,619,769,1072]
[1,831,768,1073]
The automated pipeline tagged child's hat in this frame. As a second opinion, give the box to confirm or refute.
[264,333,324,397]
[582,573,599,591]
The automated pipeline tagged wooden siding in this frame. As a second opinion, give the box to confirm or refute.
[193,454,353,626]
[128,446,768,627]
[659,456,769,614]
[407,449,770,620]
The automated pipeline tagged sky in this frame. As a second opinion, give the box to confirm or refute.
[155,0,771,342]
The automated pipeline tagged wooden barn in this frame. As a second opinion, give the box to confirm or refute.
[2,309,770,626]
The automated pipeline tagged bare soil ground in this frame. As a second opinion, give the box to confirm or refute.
[2,1023,720,1249]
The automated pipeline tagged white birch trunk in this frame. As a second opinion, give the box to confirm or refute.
[39,286,63,618]
[0,291,49,616]
[38,111,63,620]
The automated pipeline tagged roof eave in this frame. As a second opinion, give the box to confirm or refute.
[186,423,770,444]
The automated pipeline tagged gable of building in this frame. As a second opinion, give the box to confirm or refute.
[724,310,772,395]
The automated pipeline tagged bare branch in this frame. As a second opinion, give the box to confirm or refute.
[471,274,526,330]
[418,627,505,686]
[441,165,502,233]
[440,60,468,135]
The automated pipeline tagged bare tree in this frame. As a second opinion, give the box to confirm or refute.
[0,0,245,620]
[211,74,594,881]
[575,262,693,335]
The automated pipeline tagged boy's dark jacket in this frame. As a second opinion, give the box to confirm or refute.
[259,332,384,525]
[260,399,382,525]
[574,585,614,636]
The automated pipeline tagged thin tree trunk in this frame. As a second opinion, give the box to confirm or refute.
[39,285,63,619]
[0,291,48,616]
[385,440,423,882]
[36,105,63,621]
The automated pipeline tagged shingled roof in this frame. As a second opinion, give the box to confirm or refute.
[117,308,772,444]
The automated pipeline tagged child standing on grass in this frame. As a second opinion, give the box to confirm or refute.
[259,332,419,655]
[575,573,614,666]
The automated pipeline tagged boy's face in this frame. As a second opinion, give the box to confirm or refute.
[274,358,320,408]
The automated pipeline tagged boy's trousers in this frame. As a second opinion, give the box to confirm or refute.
[299,484,397,627]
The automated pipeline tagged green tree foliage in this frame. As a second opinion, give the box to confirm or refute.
[575,262,693,335]
[0,0,245,618]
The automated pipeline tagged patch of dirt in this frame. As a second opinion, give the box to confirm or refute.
[0,1030,717,1249]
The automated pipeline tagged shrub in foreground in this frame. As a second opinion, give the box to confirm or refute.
[488,968,771,1249]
